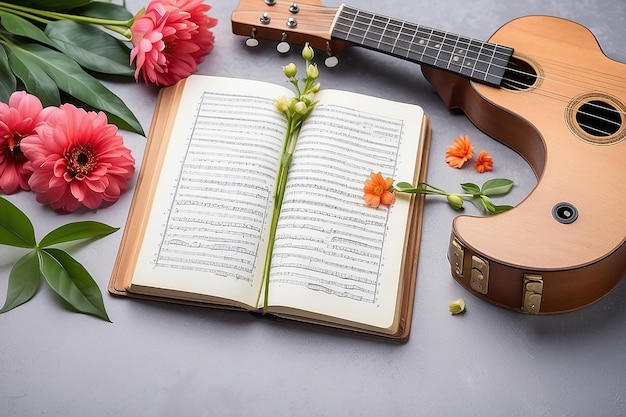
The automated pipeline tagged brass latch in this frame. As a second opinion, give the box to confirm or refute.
[450,238,464,276]
[522,274,543,314]
[470,256,489,295]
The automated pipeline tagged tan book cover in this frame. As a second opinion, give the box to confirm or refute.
[109,75,431,342]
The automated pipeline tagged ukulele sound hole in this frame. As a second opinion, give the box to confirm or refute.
[566,93,626,145]
[576,100,621,137]
[501,57,538,91]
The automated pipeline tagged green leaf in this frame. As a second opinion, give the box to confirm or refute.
[469,198,483,212]
[6,44,60,106]
[281,151,293,167]
[490,204,514,214]
[480,195,496,213]
[0,196,36,248]
[394,182,429,194]
[0,12,56,47]
[10,43,143,135]
[39,221,119,248]
[395,182,415,190]
[481,178,514,196]
[45,20,135,76]
[0,250,40,313]
[0,46,16,103]
[12,0,93,11]
[39,248,111,322]
[72,2,134,20]
[460,182,481,194]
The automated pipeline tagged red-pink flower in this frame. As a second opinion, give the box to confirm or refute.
[20,104,135,213]
[0,91,53,194]
[130,0,217,86]
[175,0,217,63]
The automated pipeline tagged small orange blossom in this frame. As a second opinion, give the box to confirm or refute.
[363,171,395,208]
[474,149,494,173]
[445,134,474,168]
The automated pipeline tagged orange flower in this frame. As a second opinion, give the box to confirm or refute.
[363,172,396,208]
[445,134,474,168]
[474,149,494,173]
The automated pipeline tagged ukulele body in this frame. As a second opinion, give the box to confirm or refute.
[422,15,626,313]
[230,3,626,313]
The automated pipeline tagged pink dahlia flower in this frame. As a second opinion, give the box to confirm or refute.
[0,91,53,194]
[130,0,217,86]
[21,104,135,213]
[175,0,217,63]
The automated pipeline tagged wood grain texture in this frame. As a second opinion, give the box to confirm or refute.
[425,16,626,312]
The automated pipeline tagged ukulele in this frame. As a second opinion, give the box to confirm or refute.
[231,0,626,314]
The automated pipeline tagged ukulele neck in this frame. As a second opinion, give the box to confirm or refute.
[331,5,514,86]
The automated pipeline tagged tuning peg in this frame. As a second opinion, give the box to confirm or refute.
[325,56,339,68]
[276,33,290,54]
[246,28,259,47]
[324,43,338,67]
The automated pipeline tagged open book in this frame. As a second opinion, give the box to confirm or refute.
[109,75,431,341]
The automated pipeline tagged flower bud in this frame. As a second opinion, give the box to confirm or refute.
[449,298,466,315]
[301,42,314,61]
[282,63,297,78]
[294,101,307,114]
[274,96,291,113]
[306,64,319,80]
[310,82,321,93]
[446,194,464,210]
[301,92,315,104]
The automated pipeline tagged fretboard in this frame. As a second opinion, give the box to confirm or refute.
[331,5,514,86]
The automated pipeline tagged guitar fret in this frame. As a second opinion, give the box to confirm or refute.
[377,17,389,50]
[436,32,456,69]
[413,26,435,64]
[425,29,446,66]
[392,20,405,52]
[364,12,386,50]
[401,22,419,59]
[383,18,404,54]
[445,35,461,71]
[332,6,514,86]
[347,9,371,44]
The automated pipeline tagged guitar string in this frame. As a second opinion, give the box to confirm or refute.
[298,6,626,89]
[315,7,626,134]
[276,5,626,91]
[332,8,626,95]
[246,6,625,136]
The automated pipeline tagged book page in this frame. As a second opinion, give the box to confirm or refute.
[266,90,424,329]
[129,76,292,308]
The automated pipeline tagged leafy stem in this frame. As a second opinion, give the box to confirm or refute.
[0,196,118,321]
[394,178,515,214]
[0,2,134,28]
[257,43,319,312]
[0,5,50,24]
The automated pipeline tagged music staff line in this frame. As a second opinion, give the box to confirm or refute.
[155,255,255,282]
[270,257,379,285]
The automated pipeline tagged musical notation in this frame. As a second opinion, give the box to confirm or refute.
[152,90,285,282]
[268,101,406,304]
[147,91,407,304]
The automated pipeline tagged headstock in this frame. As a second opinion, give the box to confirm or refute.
[231,0,351,66]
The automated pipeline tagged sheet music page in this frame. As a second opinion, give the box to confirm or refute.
[130,76,292,307]
[267,89,424,328]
